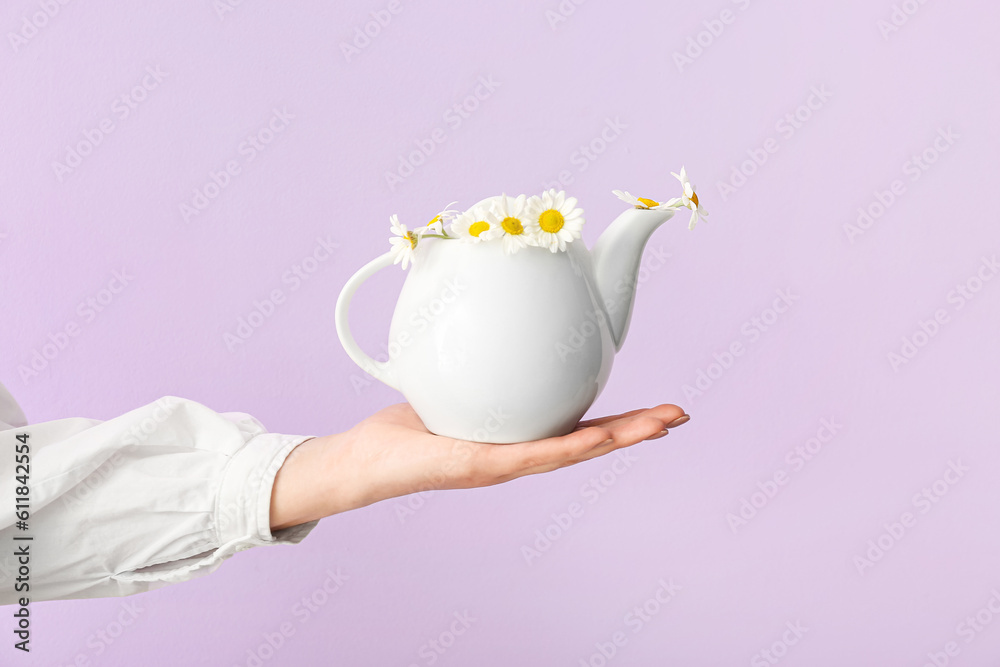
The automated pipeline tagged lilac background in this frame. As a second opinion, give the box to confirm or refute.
[2,0,1000,664]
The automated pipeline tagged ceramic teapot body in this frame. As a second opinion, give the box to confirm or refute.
[336,200,675,443]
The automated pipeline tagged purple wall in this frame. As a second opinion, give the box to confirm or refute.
[2,0,999,665]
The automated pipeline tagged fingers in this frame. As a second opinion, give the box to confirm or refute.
[477,425,613,485]
[520,414,669,478]
[560,409,692,470]
[556,416,669,469]
[483,405,686,484]
[617,403,685,429]
[574,403,685,430]
[574,407,650,429]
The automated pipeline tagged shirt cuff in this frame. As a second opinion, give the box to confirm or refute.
[217,431,319,546]
[113,432,320,585]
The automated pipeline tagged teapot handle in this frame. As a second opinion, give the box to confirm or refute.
[334,251,401,391]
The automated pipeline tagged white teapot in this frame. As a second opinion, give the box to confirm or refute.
[336,178,704,443]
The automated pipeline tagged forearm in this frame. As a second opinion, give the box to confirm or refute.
[269,431,362,531]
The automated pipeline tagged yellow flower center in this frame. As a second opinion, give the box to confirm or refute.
[637,197,660,209]
[501,217,524,235]
[469,221,490,237]
[427,214,441,226]
[689,191,699,207]
[406,231,418,249]
[538,210,564,233]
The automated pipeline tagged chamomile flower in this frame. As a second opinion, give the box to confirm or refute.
[525,189,585,253]
[491,193,534,255]
[611,190,671,210]
[666,166,708,230]
[450,205,499,243]
[388,214,419,269]
[419,201,460,236]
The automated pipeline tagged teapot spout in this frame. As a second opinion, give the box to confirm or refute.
[591,207,674,352]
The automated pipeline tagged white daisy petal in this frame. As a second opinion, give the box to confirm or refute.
[525,189,585,252]
[387,214,421,268]
[543,189,556,209]
[612,190,641,207]
[491,194,534,252]
[452,204,499,243]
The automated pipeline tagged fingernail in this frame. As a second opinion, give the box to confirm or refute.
[663,414,690,429]
[647,430,670,440]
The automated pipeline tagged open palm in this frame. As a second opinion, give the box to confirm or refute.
[271,402,689,530]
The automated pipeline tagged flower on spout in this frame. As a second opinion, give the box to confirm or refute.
[388,214,419,269]
[613,166,708,230]
[665,166,708,230]
[611,190,671,210]
[419,201,460,236]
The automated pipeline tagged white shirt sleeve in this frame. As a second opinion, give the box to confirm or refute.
[0,384,320,605]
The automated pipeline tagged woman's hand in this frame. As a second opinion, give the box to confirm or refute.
[269,402,689,531]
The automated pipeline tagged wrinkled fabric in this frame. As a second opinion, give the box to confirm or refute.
[0,384,318,605]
